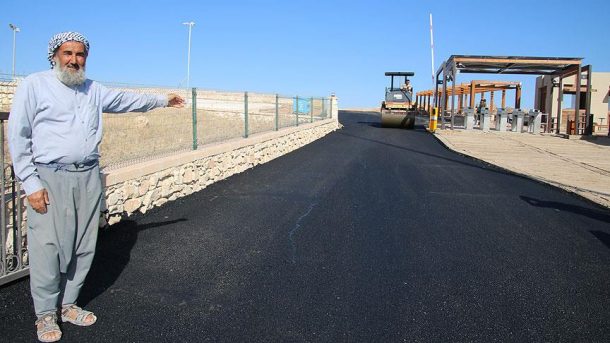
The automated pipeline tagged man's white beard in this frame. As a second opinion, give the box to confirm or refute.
[53,60,86,87]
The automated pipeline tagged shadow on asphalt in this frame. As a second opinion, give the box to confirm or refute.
[520,195,610,248]
[357,122,430,131]
[520,195,610,224]
[357,121,382,128]
[591,231,610,250]
[336,129,515,177]
[78,217,187,306]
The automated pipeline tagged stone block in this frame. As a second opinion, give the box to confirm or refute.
[107,191,119,207]
[154,198,168,207]
[183,168,195,183]
[122,183,139,199]
[124,198,142,213]
[139,180,150,196]
[148,174,159,189]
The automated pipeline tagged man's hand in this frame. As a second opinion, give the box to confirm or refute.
[27,189,50,214]
[167,93,185,108]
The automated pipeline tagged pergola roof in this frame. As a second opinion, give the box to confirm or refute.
[446,55,583,75]
[432,54,591,135]
[417,80,520,96]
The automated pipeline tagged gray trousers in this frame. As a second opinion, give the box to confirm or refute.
[27,164,102,317]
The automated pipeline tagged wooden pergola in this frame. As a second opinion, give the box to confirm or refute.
[416,80,521,113]
[434,55,591,133]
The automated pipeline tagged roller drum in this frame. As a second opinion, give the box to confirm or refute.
[381,109,415,129]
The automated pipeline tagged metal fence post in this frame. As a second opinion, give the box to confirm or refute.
[321,97,325,118]
[15,173,23,271]
[310,97,314,123]
[244,91,249,138]
[296,95,299,126]
[191,87,198,150]
[275,94,279,131]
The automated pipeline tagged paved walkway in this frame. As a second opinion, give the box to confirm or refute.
[434,129,610,209]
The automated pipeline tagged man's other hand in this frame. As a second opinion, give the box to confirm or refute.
[28,189,50,214]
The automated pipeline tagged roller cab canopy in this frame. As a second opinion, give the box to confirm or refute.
[385,71,415,92]
[385,72,415,77]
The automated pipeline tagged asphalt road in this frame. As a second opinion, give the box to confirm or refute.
[1,111,610,342]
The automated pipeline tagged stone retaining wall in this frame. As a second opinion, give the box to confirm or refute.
[102,117,339,225]
[0,80,17,111]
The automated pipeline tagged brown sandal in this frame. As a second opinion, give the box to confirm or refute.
[61,304,97,326]
[35,313,62,342]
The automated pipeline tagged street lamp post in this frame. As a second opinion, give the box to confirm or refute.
[9,24,20,79]
[182,21,195,90]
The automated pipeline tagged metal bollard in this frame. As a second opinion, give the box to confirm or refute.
[429,107,438,132]
[464,107,475,130]
[495,108,508,131]
[512,109,525,132]
[480,108,490,131]
[527,109,542,134]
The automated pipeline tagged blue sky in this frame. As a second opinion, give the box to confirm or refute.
[1,0,608,109]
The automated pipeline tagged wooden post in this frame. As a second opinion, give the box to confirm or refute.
[490,91,495,112]
[451,64,456,129]
[584,65,592,135]
[441,68,448,129]
[574,64,582,134]
[469,81,476,108]
[501,90,506,109]
[556,77,563,134]
[515,85,522,109]
[546,82,552,133]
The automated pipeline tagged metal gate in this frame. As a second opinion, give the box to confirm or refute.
[0,111,28,286]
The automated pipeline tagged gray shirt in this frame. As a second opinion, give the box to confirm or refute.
[8,69,168,195]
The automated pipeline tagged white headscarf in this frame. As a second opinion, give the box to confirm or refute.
[48,31,90,66]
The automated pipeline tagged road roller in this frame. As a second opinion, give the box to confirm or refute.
[380,71,416,129]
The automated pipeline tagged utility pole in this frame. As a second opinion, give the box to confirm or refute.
[9,24,20,79]
[429,14,435,95]
[182,21,195,90]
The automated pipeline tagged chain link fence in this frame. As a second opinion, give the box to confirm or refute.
[0,77,332,170]
[98,84,331,170]
[98,84,194,169]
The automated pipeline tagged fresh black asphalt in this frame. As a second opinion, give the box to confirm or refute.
[1,111,610,342]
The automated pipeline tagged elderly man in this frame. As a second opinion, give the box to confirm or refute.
[8,32,184,342]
